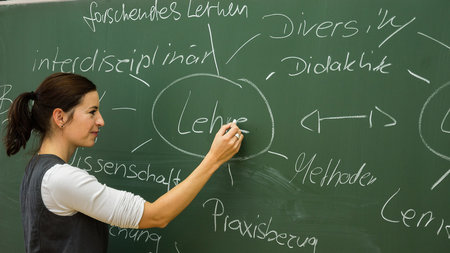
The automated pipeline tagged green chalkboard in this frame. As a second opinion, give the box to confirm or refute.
[1,0,449,252]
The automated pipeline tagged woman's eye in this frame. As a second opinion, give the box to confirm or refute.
[89,110,96,115]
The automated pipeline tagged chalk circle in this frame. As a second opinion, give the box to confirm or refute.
[419,80,450,162]
[152,73,274,161]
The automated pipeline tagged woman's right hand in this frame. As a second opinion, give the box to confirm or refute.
[206,122,243,167]
[138,122,244,229]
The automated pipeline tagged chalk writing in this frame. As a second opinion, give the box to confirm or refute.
[186,0,248,19]
[32,22,221,86]
[203,198,319,252]
[109,226,162,253]
[262,12,358,40]
[300,106,397,133]
[375,8,416,48]
[260,9,415,45]
[83,1,182,32]
[0,84,12,116]
[83,0,248,33]
[1,1,450,252]
[176,90,249,135]
[70,151,181,192]
[152,73,275,161]
[289,152,377,188]
[381,188,450,240]
[32,43,215,75]
[281,51,392,76]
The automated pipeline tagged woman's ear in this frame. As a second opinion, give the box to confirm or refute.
[52,108,66,128]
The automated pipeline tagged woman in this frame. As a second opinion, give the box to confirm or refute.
[4,72,243,252]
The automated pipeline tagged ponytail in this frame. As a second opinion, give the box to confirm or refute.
[4,91,36,156]
[3,72,97,157]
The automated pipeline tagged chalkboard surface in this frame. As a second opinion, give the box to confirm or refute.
[1,0,449,252]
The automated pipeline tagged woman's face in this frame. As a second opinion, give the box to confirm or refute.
[63,91,104,148]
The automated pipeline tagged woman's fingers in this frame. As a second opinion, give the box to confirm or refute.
[208,123,244,164]
[217,122,233,137]
[233,133,243,150]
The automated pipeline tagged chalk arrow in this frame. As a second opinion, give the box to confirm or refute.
[372,106,397,128]
[300,106,397,133]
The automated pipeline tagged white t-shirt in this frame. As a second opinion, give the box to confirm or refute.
[41,163,145,229]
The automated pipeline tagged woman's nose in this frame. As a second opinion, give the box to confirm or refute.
[97,112,105,127]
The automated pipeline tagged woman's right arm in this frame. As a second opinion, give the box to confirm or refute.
[138,122,243,228]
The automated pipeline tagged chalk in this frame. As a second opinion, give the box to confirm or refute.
[225,119,240,139]
[232,119,240,139]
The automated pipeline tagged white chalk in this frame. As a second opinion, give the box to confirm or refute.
[232,119,240,139]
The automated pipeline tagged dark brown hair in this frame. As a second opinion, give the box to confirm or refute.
[4,72,97,156]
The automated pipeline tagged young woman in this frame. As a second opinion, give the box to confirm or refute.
[4,72,243,252]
